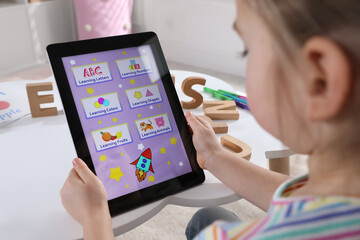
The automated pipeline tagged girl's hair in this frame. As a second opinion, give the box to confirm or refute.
[244,0,360,74]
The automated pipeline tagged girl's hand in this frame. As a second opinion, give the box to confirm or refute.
[185,111,223,169]
[60,158,109,226]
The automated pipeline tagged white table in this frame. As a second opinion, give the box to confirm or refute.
[0,70,284,239]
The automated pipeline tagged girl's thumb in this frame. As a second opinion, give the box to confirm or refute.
[72,158,94,183]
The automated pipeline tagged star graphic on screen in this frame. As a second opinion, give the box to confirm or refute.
[148,175,155,182]
[167,161,171,165]
[113,117,118,122]
[149,106,153,110]
[137,143,145,151]
[69,59,75,65]
[170,137,178,145]
[87,87,94,95]
[100,155,106,162]
[109,167,124,181]
[160,147,166,154]
[130,79,135,85]
[179,162,184,167]
[118,84,123,88]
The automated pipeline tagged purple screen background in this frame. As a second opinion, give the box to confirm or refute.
[62,45,192,200]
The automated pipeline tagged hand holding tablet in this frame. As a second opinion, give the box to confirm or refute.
[47,32,204,216]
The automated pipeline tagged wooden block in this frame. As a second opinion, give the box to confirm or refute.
[26,82,58,118]
[266,150,294,175]
[171,74,175,85]
[203,101,239,120]
[198,115,228,134]
[203,101,237,110]
[265,149,294,159]
[180,76,206,109]
[268,157,290,175]
[221,134,252,160]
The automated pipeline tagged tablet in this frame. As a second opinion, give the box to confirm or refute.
[47,32,204,216]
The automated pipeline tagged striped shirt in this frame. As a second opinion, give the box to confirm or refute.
[194,175,360,239]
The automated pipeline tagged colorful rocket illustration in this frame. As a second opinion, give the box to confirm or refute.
[131,148,154,182]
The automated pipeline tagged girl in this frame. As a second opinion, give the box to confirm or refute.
[60,0,360,239]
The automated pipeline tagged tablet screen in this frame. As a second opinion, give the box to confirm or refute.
[61,45,192,200]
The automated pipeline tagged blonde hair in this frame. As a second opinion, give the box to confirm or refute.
[245,0,360,73]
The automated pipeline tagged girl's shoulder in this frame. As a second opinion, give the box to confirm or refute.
[255,175,360,239]
[269,174,360,216]
[195,175,360,240]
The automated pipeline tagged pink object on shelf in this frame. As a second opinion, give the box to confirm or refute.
[73,0,134,40]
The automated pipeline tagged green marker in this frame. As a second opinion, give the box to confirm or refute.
[204,87,233,100]
[217,89,239,97]
[204,87,217,94]
[213,92,233,101]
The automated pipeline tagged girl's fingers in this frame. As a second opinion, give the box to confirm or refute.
[72,158,95,184]
[195,115,213,129]
[67,168,83,184]
[185,111,204,133]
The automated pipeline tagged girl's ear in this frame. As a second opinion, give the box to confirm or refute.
[303,37,353,122]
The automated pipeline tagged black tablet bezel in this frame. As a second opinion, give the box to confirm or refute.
[47,32,205,216]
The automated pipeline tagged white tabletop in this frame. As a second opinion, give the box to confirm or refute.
[0,70,284,239]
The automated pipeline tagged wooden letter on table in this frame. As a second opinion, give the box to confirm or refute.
[181,76,206,109]
[221,134,252,160]
[203,101,239,120]
[198,115,228,134]
[269,158,290,175]
[171,74,175,85]
[266,149,294,176]
[26,82,58,118]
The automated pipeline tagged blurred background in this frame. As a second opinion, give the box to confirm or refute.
[0,0,246,89]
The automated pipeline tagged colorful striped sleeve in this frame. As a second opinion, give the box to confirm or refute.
[193,220,259,240]
[192,175,360,240]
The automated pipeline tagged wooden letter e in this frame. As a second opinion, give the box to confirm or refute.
[26,82,58,118]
